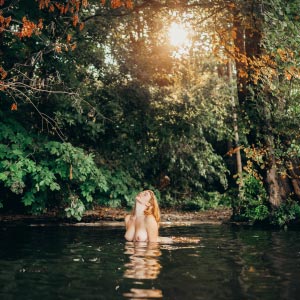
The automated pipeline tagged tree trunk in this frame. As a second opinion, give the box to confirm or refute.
[227,61,243,191]
[265,136,281,207]
[232,2,285,208]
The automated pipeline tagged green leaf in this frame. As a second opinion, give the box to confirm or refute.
[22,192,35,206]
[0,173,8,181]
[50,182,60,191]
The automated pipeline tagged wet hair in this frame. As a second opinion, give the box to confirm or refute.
[144,190,161,224]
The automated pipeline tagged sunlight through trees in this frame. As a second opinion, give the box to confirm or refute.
[1,0,300,225]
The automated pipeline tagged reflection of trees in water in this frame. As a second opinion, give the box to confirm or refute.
[123,242,162,280]
[236,230,300,299]
[123,242,163,299]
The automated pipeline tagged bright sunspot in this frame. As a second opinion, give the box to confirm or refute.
[168,22,189,47]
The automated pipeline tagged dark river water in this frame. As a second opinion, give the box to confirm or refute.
[0,224,300,300]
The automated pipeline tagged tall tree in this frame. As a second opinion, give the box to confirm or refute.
[229,0,300,211]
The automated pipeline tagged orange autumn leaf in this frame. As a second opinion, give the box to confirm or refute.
[54,3,65,14]
[37,0,51,9]
[37,18,43,29]
[66,34,72,43]
[0,81,7,91]
[72,14,79,27]
[1,70,7,79]
[111,0,122,8]
[248,266,256,273]
[284,69,292,80]
[238,69,249,79]
[231,28,237,39]
[16,16,42,38]
[11,103,17,111]
[5,16,11,26]
[281,172,287,179]
[125,0,133,9]
[277,48,293,62]
[0,12,11,27]
[284,66,300,80]
[55,45,62,53]
[64,3,69,14]
[49,4,55,12]
[75,1,80,11]
[79,22,85,31]
[226,146,243,157]
[226,2,235,9]
[0,66,7,79]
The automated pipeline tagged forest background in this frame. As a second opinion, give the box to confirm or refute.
[1,0,300,226]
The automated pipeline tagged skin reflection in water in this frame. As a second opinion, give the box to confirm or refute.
[124,242,162,279]
[123,288,163,299]
[123,242,163,299]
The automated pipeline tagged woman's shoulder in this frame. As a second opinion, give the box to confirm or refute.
[144,214,158,226]
[145,214,156,220]
[125,214,136,225]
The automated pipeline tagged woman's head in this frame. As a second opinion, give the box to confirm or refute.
[135,190,160,223]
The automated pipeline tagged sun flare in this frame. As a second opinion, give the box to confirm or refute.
[168,22,189,47]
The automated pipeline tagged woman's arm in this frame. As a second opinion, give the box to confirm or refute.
[145,215,159,242]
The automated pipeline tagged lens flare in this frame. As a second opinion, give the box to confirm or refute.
[168,22,189,47]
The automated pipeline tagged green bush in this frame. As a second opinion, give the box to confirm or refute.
[0,116,108,220]
[180,191,231,211]
[95,169,143,208]
[271,201,300,226]
[231,173,300,226]
[232,173,269,223]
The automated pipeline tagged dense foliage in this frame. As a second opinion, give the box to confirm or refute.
[1,0,300,225]
[229,0,300,225]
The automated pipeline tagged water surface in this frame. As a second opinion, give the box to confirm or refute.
[0,224,299,299]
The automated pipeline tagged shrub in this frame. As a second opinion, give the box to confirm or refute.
[180,191,231,211]
[0,117,108,220]
[270,201,300,226]
[232,173,269,223]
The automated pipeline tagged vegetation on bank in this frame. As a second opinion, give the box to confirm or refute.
[1,0,300,226]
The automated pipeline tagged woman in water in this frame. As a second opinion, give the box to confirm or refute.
[124,190,160,242]
[125,189,200,244]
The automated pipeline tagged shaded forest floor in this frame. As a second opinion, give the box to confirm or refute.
[0,206,232,226]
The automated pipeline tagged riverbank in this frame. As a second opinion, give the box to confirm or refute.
[0,207,232,226]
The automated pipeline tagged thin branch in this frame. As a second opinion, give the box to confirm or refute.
[5,84,66,141]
